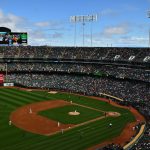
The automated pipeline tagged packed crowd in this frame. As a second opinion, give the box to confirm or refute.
[99,143,123,150]
[0,46,149,62]
[0,62,149,82]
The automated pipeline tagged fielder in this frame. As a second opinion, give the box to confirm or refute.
[29,107,32,114]
[9,120,11,126]
[109,123,112,127]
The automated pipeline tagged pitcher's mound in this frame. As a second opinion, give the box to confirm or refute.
[68,111,80,116]
[107,112,120,117]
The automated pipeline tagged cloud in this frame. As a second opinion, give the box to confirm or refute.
[101,23,129,37]
[0,9,65,45]
[0,9,26,32]
[84,22,133,46]
[35,20,65,29]
[103,26,127,35]
[35,21,50,27]
[101,9,119,17]
[52,32,63,38]
[30,29,47,39]
[85,21,147,47]
[85,35,148,47]
[118,36,147,45]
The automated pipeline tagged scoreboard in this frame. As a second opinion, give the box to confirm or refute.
[0,32,27,46]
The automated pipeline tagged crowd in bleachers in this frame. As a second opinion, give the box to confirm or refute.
[0,46,149,62]
[0,62,149,82]
[98,143,123,150]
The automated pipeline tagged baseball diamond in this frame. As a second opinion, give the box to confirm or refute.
[0,87,145,150]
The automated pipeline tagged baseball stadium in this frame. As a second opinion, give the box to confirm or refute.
[0,1,150,150]
[0,40,149,150]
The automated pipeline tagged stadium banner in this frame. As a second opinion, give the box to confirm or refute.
[3,83,14,87]
[0,74,4,84]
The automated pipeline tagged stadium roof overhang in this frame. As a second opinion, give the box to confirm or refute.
[0,27,11,32]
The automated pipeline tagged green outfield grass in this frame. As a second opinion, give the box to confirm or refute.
[39,105,103,124]
[0,88,135,150]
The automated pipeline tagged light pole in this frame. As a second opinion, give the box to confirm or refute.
[147,10,150,47]
[70,14,97,47]
[90,21,93,47]
[82,22,85,46]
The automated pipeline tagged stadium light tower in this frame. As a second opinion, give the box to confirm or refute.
[70,14,97,47]
[147,10,150,47]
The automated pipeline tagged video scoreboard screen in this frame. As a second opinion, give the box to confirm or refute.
[0,32,27,46]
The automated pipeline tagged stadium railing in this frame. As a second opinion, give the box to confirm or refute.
[99,93,124,101]
[123,124,146,150]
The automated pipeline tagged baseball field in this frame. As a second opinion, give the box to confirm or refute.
[0,87,136,150]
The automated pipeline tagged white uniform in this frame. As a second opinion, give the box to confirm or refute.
[9,120,11,126]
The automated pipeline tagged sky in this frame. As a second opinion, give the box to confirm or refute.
[0,0,150,47]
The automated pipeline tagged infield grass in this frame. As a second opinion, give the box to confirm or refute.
[39,105,103,124]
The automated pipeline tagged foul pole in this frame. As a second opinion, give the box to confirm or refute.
[70,14,97,47]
